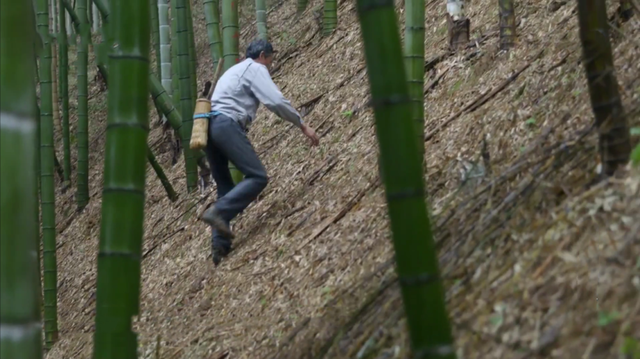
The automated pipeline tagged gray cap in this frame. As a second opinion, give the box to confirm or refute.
[245,38,276,59]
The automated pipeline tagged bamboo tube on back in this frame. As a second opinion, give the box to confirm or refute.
[190,59,224,150]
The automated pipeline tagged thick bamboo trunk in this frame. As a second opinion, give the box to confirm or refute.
[171,2,180,113]
[186,0,198,108]
[76,0,90,210]
[93,0,150,357]
[92,0,111,69]
[33,92,44,354]
[150,0,163,124]
[577,0,630,176]
[355,0,457,356]
[170,2,183,164]
[222,0,240,72]
[222,0,244,185]
[52,45,62,136]
[323,0,337,36]
[59,0,72,182]
[404,0,425,156]
[92,2,99,32]
[52,0,58,34]
[36,0,60,349]
[159,0,172,125]
[177,0,198,192]
[203,0,223,69]
[256,0,268,40]
[498,0,516,50]
[66,10,73,34]
[0,2,43,357]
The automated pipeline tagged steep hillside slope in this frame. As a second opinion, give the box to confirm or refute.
[46,0,639,358]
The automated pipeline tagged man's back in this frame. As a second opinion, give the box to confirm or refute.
[210,58,303,130]
[210,59,258,129]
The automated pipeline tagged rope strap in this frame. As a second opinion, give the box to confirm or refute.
[193,111,221,119]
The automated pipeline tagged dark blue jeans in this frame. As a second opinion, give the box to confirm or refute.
[204,114,268,251]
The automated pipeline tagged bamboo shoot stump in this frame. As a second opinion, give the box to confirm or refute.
[447,15,470,51]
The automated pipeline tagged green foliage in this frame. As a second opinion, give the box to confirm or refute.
[449,79,463,94]
[630,143,640,167]
[597,310,621,327]
[620,337,640,358]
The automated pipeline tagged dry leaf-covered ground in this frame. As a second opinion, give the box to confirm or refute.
[46,0,639,358]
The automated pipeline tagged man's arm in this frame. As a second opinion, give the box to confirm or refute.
[250,65,304,129]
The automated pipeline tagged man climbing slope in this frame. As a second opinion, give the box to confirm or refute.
[201,39,320,266]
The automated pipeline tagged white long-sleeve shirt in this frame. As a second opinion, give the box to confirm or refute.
[210,58,304,130]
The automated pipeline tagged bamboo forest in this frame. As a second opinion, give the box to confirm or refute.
[2,0,640,356]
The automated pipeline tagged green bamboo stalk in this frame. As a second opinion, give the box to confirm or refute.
[149,74,209,165]
[33,91,43,344]
[92,0,109,22]
[52,43,61,136]
[92,3,100,32]
[186,0,198,107]
[35,57,41,190]
[323,0,337,36]
[171,2,181,114]
[36,0,60,348]
[92,0,150,356]
[150,75,183,131]
[297,0,309,15]
[76,0,90,210]
[203,0,223,67]
[88,1,93,29]
[355,0,456,356]
[59,0,72,183]
[66,9,73,35]
[222,0,244,185]
[256,0,268,40]
[222,0,239,71]
[158,0,172,124]
[148,145,178,201]
[91,0,112,69]
[171,1,180,111]
[0,0,43,357]
[52,0,59,34]
[403,0,425,156]
[176,0,198,192]
[577,0,630,176]
[70,0,78,45]
[498,0,516,50]
[61,0,81,32]
[150,0,163,124]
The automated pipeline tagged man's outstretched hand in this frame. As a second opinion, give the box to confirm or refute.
[301,123,320,146]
